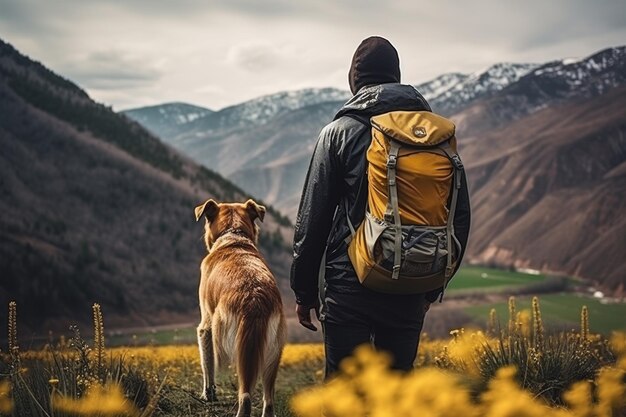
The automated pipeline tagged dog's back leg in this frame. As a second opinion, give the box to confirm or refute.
[197,319,217,401]
[261,315,286,417]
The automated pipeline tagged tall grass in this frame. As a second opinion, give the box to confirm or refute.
[0,301,159,416]
[461,296,616,404]
[2,297,624,416]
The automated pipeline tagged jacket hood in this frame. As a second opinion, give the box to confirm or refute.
[349,36,401,94]
[334,83,432,121]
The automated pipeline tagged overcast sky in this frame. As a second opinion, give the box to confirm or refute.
[1,0,624,110]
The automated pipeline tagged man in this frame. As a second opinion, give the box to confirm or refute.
[290,36,471,375]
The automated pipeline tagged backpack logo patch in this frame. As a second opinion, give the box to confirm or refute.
[413,126,427,138]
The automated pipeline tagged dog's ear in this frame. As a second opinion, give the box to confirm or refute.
[245,199,266,223]
[195,199,219,222]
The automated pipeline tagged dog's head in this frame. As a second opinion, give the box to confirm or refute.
[194,199,266,250]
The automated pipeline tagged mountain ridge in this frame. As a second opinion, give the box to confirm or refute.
[462,85,626,290]
[123,102,214,139]
[0,38,294,333]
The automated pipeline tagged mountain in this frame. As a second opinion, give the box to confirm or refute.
[446,46,626,292]
[124,90,348,218]
[225,101,344,218]
[122,102,214,139]
[126,87,350,141]
[420,63,539,114]
[0,39,293,333]
[415,72,469,101]
[124,64,540,218]
[452,46,626,137]
[121,56,578,219]
[461,85,626,291]
[187,87,349,129]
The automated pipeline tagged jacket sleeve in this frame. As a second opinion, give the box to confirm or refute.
[290,126,341,305]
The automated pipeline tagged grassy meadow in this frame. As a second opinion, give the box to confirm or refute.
[107,267,622,347]
[1,267,625,416]
[447,266,548,292]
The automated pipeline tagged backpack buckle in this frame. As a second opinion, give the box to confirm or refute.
[392,265,401,280]
[451,155,464,170]
[386,155,397,169]
[445,266,454,278]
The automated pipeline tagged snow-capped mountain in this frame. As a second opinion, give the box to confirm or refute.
[124,88,349,141]
[521,46,626,100]
[414,72,469,101]
[123,102,213,139]
[455,46,626,136]
[423,63,540,114]
[217,87,350,125]
[176,87,350,138]
[126,46,626,142]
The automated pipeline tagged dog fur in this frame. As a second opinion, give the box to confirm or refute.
[195,199,286,417]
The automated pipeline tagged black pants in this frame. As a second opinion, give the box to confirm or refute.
[321,288,429,377]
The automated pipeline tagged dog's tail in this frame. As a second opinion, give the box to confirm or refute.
[235,314,268,396]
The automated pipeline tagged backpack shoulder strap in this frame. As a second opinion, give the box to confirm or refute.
[438,140,464,281]
[342,113,371,127]
[342,112,370,244]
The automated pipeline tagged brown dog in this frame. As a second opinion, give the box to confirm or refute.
[195,199,286,417]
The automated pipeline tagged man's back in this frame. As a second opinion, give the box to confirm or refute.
[291,83,438,304]
[290,37,471,375]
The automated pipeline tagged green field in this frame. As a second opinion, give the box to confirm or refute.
[446,266,546,292]
[104,267,625,344]
[107,327,198,346]
[464,293,626,335]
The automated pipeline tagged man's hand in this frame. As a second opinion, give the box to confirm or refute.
[296,301,321,331]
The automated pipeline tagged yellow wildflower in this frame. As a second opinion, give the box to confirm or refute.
[0,380,13,414]
[53,383,138,416]
[532,296,544,349]
[280,344,324,366]
[596,367,625,416]
[481,367,552,417]
[92,303,105,377]
[610,332,626,371]
[563,381,593,417]
[8,301,18,355]
[508,296,516,335]
[488,308,497,335]
[580,305,589,341]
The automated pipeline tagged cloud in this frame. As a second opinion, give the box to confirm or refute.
[1,0,625,110]
[227,41,286,72]
[58,50,162,90]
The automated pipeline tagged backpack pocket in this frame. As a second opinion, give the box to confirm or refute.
[348,212,459,294]
[377,225,450,276]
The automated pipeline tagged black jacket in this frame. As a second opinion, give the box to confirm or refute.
[290,83,471,306]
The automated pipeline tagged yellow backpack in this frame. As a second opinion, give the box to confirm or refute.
[347,110,464,295]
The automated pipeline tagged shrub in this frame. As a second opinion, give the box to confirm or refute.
[434,297,615,404]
